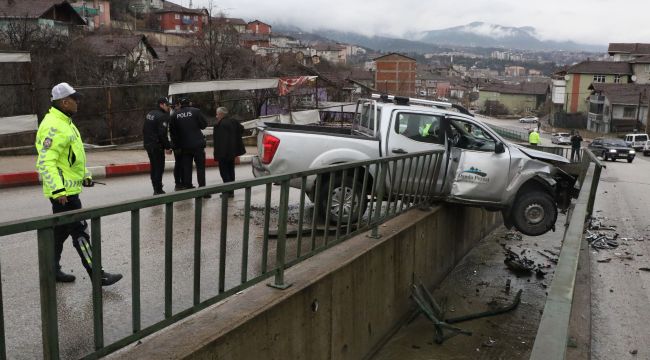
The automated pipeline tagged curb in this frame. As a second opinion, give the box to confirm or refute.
[0,154,256,189]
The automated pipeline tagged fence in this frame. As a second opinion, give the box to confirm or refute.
[0,150,444,359]
[486,123,529,142]
[529,149,604,359]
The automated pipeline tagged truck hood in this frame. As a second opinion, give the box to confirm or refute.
[512,144,570,164]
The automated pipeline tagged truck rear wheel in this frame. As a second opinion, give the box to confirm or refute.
[318,176,367,224]
[510,191,557,236]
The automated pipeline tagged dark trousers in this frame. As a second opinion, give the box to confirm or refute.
[173,150,183,186]
[571,147,581,162]
[181,148,206,188]
[49,195,93,274]
[218,157,236,183]
[146,147,165,192]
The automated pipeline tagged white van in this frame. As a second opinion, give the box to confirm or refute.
[625,133,649,151]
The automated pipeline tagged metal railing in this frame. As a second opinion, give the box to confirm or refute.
[529,149,604,360]
[0,150,444,359]
[486,123,529,142]
[522,144,585,164]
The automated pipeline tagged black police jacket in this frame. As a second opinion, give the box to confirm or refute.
[169,106,207,150]
[143,109,172,150]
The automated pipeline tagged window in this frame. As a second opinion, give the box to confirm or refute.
[623,106,636,118]
[174,14,180,20]
[593,75,606,83]
[194,26,198,31]
[194,16,198,20]
[614,75,621,83]
[395,113,443,144]
[448,119,497,152]
[646,64,650,73]
[175,25,180,31]
[357,103,381,136]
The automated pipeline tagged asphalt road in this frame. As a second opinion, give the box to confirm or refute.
[0,164,320,359]
[588,152,650,359]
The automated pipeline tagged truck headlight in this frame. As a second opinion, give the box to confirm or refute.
[629,149,636,154]
[609,149,617,153]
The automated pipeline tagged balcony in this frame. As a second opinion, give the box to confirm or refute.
[588,113,603,123]
[589,95,605,104]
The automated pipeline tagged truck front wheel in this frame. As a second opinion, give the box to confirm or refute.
[318,177,368,224]
[510,191,557,236]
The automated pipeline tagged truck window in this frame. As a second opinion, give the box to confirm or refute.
[357,103,381,136]
[394,112,444,144]
[449,119,497,152]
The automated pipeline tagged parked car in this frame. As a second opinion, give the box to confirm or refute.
[551,132,571,145]
[253,94,579,236]
[588,138,635,163]
[624,133,649,151]
[519,116,538,123]
[643,140,650,156]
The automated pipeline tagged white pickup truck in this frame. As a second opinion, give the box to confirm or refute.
[252,95,578,236]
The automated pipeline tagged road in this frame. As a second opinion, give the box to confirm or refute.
[588,153,650,358]
[0,164,319,359]
[475,114,565,147]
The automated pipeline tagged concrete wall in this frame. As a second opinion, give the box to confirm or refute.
[108,205,501,360]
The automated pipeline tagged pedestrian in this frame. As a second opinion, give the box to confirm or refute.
[35,82,122,286]
[213,107,246,198]
[570,131,583,162]
[169,99,184,190]
[169,98,209,197]
[529,128,540,146]
[143,97,172,195]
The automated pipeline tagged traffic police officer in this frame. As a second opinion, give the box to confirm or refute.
[35,82,123,286]
[143,97,172,195]
[169,98,208,194]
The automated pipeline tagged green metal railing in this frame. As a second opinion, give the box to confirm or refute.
[486,123,529,142]
[529,149,604,360]
[0,150,444,359]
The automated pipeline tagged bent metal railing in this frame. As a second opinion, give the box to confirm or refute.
[0,149,444,359]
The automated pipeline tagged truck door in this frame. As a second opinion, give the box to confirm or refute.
[442,117,511,204]
[384,111,448,197]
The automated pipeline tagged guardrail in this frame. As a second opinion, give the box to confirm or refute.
[529,149,604,360]
[522,144,585,164]
[0,150,444,359]
[486,123,529,142]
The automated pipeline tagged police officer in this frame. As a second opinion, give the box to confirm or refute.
[169,98,208,194]
[35,82,122,286]
[169,99,184,190]
[143,97,172,195]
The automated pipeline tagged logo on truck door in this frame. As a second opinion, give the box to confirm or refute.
[457,167,490,184]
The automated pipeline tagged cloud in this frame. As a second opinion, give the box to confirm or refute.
[186,0,650,46]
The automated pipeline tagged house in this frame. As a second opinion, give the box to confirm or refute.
[154,2,208,34]
[374,53,417,97]
[415,71,450,99]
[240,33,270,49]
[504,66,526,77]
[70,0,110,30]
[0,0,86,35]
[608,43,650,62]
[312,43,346,64]
[81,34,158,79]
[630,56,650,84]
[144,44,195,83]
[130,0,164,13]
[477,81,549,115]
[247,20,271,35]
[270,34,301,48]
[562,61,632,114]
[211,16,246,33]
[587,83,650,133]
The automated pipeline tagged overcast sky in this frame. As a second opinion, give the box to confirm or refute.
[179,0,650,46]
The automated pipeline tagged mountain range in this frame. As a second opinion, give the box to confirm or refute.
[274,22,605,53]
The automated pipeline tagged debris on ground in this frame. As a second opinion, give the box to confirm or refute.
[597,258,612,263]
[639,267,650,272]
[482,338,497,348]
[536,250,558,264]
[588,217,617,231]
[503,230,523,241]
[502,246,550,277]
[586,231,619,250]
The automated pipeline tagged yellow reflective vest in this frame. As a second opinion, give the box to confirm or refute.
[35,107,91,199]
[529,131,540,145]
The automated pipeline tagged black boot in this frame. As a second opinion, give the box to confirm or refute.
[56,269,76,283]
[101,271,123,286]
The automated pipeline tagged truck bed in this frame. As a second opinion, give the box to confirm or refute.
[262,122,370,140]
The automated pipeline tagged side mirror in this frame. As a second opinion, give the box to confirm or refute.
[495,142,505,154]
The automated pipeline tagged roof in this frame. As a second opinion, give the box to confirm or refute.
[0,0,85,24]
[212,17,246,26]
[566,61,631,75]
[81,35,157,58]
[589,83,650,105]
[248,20,271,27]
[373,52,417,62]
[480,81,549,95]
[156,1,207,15]
[608,43,650,56]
